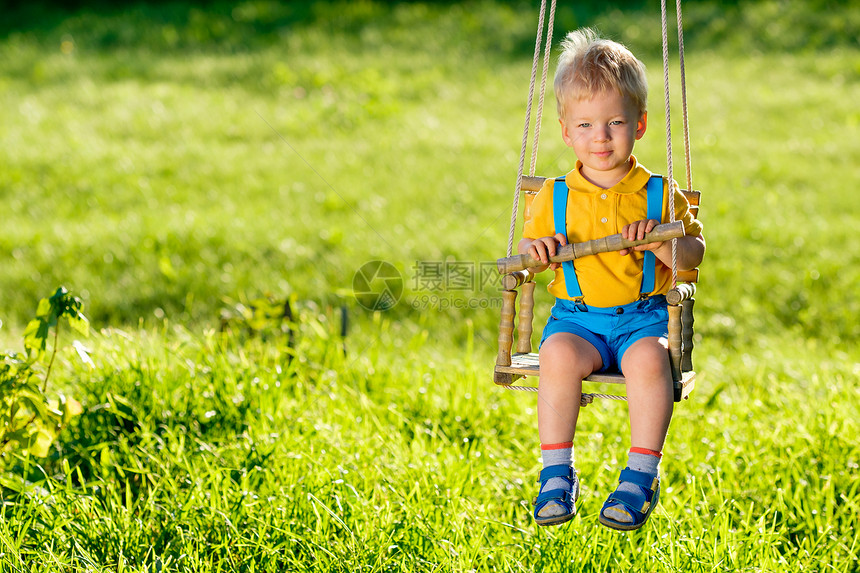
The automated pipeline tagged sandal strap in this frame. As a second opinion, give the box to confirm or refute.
[538,464,574,482]
[604,489,655,515]
[535,488,572,506]
[534,464,578,512]
[618,468,659,492]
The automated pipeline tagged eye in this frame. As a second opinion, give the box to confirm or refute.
[578,122,591,128]
[610,120,625,126]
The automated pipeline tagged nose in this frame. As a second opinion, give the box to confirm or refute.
[593,124,610,142]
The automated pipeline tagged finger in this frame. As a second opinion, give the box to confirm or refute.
[537,243,551,263]
[633,241,661,252]
[621,224,632,241]
[554,233,568,247]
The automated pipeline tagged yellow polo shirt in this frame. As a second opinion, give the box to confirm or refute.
[522,157,703,307]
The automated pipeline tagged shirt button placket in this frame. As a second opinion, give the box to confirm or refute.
[599,193,609,226]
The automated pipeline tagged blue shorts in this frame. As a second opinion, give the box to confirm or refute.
[540,295,669,373]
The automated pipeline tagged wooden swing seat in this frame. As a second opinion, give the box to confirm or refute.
[494,176,701,405]
[496,353,696,402]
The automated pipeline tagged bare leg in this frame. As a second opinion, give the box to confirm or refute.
[598,336,673,528]
[538,333,603,445]
[620,336,674,450]
[534,333,602,522]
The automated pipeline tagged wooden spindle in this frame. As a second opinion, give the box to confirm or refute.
[523,191,537,223]
[517,281,536,353]
[681,298,695,372]
[667,304,683,382]
[494,290,518,385]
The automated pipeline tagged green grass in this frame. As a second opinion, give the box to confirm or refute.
[2,326,857,571]
[1,1,859,571]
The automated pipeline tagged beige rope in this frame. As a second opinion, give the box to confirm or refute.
[529,0,558,177]
[501,384,539,392]
[579,392,628,405]
[508,0,549,258]
[660,0,678,287]
[500,384,627,406]
[676,0,693,193]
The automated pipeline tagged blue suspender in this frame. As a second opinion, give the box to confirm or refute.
[641,175,664,296]
[553,177,584,299]
[552,174,664,302]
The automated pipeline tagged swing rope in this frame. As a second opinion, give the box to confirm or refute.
[530,0,557,178]
[659,0,694,289]
[660,0,679,288]
[502,384,628,406]
[676,0,694,194]
[508,0,555,258]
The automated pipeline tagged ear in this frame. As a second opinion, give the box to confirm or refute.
[559,118,575,148]
[636,112,648,140]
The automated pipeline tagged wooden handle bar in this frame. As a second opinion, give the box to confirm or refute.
[497,221,685,274]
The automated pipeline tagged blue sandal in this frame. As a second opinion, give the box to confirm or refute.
[533,464,579,526]
[598,468,660,531]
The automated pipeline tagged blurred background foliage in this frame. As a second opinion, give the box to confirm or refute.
[3,0,860,55]
[1,0,858,348]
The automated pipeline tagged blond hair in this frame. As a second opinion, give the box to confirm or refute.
[554,29,648,118]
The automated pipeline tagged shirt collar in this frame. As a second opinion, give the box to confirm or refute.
[567,156,653,194]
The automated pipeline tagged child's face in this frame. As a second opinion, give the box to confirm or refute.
[559,90,647,188]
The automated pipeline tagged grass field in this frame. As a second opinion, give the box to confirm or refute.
[1,1,859,571]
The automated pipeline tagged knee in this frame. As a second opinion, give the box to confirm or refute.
[621,342,671,382]
[539,337,594,380]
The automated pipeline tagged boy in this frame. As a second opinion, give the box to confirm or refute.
[520,29,705,530]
